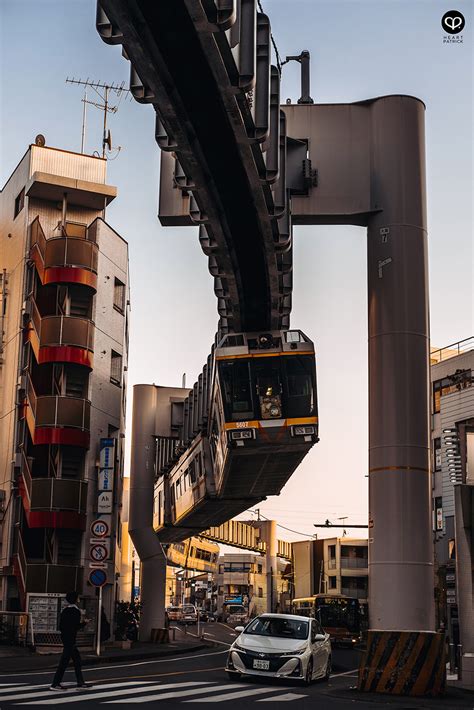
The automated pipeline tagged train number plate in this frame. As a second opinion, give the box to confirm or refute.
[253,659,270,670]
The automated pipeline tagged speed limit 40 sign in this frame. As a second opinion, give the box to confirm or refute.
[91,518,109,538]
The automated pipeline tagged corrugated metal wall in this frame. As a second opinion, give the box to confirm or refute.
[30,146,107,184]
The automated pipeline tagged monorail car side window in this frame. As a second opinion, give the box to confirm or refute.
[284,356,315,417]
[218,360,254,421]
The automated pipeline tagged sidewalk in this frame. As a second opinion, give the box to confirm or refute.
[0,632,214,674]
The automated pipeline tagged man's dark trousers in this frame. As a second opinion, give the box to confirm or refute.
[52,635,85,686]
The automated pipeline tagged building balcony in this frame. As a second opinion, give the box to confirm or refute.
[27,298,94,369]
[25,377,90,448]
[14,534,83,596]
[29,217,99,291]
[341,587,368,600]
[18,450,87,530]
[340,557,368,570]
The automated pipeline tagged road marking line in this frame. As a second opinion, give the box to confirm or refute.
[0,684,49,696]
[185,686,291,702]
[106,684,246,703]
[5,681,153,703]
[0,683,27,687]
[257,692,307,702]
[23,682,212,705]
[332,668,359,677]
[0,649,228,678]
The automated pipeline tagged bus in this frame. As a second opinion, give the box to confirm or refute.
[291,594,361,646]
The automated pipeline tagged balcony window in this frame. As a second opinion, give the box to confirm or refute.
[114,278,126,313]
[110,351,122,386]
[340,545,368,568]
[328,576,337,589]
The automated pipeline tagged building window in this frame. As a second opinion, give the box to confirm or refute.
[113,278,126,313]
[258,587,263,598]
[14,188,25,218]
[433,370,472,413]
[433,438,441,472]
[328,576,337,589]
[257,563,263,574]
[110,351,122,385]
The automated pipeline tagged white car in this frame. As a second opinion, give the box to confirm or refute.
[226,613,331,685]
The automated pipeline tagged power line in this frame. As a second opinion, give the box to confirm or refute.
[247,509,316,539]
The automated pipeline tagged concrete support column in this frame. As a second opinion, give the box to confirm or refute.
[367,96,434,632]
[129,384,166,640]
[140,555,167,637]
[259,520,277,613]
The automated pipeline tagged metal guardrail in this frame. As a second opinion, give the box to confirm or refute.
[430,337,474,364]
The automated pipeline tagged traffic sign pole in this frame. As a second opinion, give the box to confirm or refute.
[96,585,102,657]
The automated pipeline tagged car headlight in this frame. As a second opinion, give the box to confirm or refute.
[233,643,247,653]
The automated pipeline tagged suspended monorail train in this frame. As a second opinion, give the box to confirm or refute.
[153,330,318,542]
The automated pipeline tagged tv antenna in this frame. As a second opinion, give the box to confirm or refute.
[66,77,130,158]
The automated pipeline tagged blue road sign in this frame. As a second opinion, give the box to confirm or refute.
[89,568,107,587]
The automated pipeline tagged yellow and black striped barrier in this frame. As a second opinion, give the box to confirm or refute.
[358,630,446,696]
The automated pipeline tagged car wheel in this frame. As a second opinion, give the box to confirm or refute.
[227,671,240,681]
[303,659,314,686]
[324,655,332,681]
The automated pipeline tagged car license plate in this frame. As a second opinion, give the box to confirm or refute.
[253,659,270,670]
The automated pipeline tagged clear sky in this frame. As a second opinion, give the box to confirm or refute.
[1,0,472,543]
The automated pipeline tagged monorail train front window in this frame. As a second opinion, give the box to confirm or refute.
[284,356,315,417]
[253,359,283,419]
[219,360,254,421]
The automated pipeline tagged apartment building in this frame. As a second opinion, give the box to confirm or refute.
[430,338,474,687]
[0,140,129,640]
[292,537,368,603]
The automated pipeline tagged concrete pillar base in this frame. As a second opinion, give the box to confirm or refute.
[358,630,446,696]
[459,654,474,690]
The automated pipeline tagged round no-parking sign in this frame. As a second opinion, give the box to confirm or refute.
[89,568,107,587]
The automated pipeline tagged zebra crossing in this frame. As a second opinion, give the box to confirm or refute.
[0,681,308,704]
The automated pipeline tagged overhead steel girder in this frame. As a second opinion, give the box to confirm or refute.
[97,0,288,334]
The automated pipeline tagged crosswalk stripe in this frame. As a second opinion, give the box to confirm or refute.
[257,692,307,702]
[23,682,212,705]
[106,684,246,703]
[0,684,48,695]
[7,681,153,703]
[185,686,291,702]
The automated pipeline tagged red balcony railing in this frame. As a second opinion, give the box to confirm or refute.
[25,376,90,448]
[29,217,99,290]
[28,298,94,369]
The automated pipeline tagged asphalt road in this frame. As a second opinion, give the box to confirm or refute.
[0,624,469,709]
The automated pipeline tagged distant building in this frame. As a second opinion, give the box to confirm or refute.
[430,338,474,686]
[292,538,368,603]
[0,141,129,639]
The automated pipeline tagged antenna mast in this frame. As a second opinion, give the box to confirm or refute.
[66,77,130,157]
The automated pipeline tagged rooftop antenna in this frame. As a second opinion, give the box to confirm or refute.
[66,77,130,157]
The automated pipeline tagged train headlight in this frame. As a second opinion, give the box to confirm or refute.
[292,425,315,436]
[230,429,255,441]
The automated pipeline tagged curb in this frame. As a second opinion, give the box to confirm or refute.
[1,641,215,674]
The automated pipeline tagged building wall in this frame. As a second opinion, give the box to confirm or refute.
[0,151,31,607]
[0,144,129,624]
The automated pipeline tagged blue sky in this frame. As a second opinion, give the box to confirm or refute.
[1,0,472,540]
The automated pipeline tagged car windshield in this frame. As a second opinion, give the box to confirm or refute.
[183,606,195,614]
[244,617,309,640]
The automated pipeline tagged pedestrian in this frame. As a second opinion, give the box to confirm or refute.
[50,591,93,691]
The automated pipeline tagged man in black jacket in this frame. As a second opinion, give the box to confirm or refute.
[50,591,93,691]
